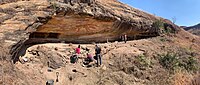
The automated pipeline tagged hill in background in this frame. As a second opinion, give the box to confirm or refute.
[183,23,200,36]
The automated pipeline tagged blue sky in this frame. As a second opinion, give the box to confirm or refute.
[119,0,200,26]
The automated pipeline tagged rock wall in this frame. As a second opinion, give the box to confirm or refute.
[0,0,179,63]
[0,0,17,4]
[26,0,178,43]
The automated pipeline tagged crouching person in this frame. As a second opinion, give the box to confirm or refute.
[86,53,93,63]
[83,53,94,67]
[70,54,78,64]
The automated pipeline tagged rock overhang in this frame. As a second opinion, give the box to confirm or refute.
[0,0,179,63]
[28,12,160,44]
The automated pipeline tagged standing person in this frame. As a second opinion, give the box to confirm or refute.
[95,45,102,67]
[74,45,81,61]
[76,45,81,54]
[124,34,127,43]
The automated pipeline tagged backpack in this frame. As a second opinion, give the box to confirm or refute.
[70,54,78,63]
[94,55,97,60]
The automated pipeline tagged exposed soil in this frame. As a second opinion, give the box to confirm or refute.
[3,30,198,85]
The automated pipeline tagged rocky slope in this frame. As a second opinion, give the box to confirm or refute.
[0,0,178,44]
[4,30,200,85]
[0,0,199,85]
[184,23,200,36]
[0,0,17,4]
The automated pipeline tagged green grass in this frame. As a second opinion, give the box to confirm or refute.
[159,52,179,71]
[152,20,175,34]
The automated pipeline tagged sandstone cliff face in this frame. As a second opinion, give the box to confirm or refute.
[0,0,17,4]
[0,0,179,62]
[0,0,178,43]
[28,0,178,43]
[0,0,178,61]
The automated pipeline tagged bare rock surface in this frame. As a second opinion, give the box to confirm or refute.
[0,0,178,46]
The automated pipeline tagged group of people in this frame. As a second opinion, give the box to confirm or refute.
[121,34,127,43]
[70,44,102,67]
[70,34,128,67]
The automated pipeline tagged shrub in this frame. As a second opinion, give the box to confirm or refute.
[159,52,199,73]
[159,52,179,71]
[164,27,173,34]
[152,20,175,34]
[152,20,164,29]
[136,54,151,68]
[49,1,58,12]
[152,20,164,34]
[184,56,199,72]
[52,2,57,10]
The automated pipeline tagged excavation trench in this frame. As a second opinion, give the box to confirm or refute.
[11,13,159,63]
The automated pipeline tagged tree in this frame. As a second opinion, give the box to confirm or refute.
[172,17,176,24]
[152,20,164,34]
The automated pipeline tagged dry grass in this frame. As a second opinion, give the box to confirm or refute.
[0,0,17,4]
[190,75,200,85]
[0,45,11,61]
[173,70,192,85]
[172,70,200,85]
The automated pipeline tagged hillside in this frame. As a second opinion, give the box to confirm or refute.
[0,0,200,85]
[184,23,200,36]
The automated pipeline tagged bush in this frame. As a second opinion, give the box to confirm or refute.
[152,20,164,29]
[152,20,164,34]
[50,1,58,11]
[52,2,57,10]
[164,27,173,34]
[136,54,151,68]
[152,20,174,34]
[159,52,199,72]
[184,56,199,72]
[159,52,179,71]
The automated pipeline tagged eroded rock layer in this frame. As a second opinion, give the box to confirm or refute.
[30,14,116,43]
[0,0,178,62]
[27,0,178,44]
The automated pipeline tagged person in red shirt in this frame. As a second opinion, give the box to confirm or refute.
[83,52,94,66]
[70,45,81,64]
[87,53,93,62]
[76,45,81,54]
